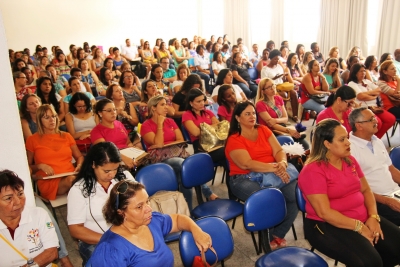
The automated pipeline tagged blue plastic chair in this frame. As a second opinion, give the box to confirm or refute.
[390,145,400,170]
[276,135,295,146]
[255,247,328,267]
[179,216,234,267]
[135,163,181,242]
[61,74,71,81]
[180,125,192,144]
[248,67,258,81]
[181,153,243,228]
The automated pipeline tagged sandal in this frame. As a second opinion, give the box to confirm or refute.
[269,239,279,250]
[273,236,287,248]
[292,116,299,123]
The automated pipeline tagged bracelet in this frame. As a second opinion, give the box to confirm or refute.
[279,160,288,168]
[354,219,363,234]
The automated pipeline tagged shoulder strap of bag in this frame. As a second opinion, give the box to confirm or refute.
[0,233,28,260]
[201,246,218,267]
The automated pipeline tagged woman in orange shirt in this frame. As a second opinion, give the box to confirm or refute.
[225,101,298,249]
[26,105,83,200]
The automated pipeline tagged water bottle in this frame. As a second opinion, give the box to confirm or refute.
[26,258,39,267]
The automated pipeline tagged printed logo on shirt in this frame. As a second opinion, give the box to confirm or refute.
[351,166,358,176]
[46,221,54,229]
[27,228,43,253]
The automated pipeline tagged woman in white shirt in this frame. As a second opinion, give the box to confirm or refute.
[211,51,227,80]
[67,142,134,266]
[348,63,395,138]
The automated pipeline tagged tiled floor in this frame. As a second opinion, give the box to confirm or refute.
[52,116,400,267]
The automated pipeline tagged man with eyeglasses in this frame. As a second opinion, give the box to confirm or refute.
[349,107,400,226]
[159,57,177,83]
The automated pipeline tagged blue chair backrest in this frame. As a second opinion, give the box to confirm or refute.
[180,125,192,144]
[295,184,306,213]
[61,74,71,81]
[181,153,214,188]
[248,67,258,81]
[135,163,178,196]
[390,146,400,170]
[140,138,148,152]
[179,216,234,267]
[243,188,286,232]
[276,135,295,146]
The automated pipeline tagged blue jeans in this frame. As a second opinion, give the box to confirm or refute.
[236,81,258,99]
[35,197,68,259]
[302,99,326,113]
[163,157,193,211]
[193,71,211,93]
[248,163,299,189]
[229,175,298,239]
[79,241,96,267]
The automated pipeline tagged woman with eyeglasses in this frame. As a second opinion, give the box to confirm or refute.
[140,41,158,65]
[65,92,99,153]
[299,118,400,267]
[256,78,308,149]
[119,70,142,106]
[67,142,134,266]
[26,105,84,200]
[348,63,396,138]
[89,180,211,267]
[91,99,139,169]
[316,86,357,133]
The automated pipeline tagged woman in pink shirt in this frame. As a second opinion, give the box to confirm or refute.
[299,119,400,267]
[316,85,357,133]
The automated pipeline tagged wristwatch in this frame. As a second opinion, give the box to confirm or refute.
[369,214,381,222]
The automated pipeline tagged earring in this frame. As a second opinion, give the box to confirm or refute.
[238,123,241,129]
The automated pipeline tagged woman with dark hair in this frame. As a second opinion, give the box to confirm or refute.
[20,93,41,140]
[91,48,104,75]
[46,64,68,97]
[266,40,275,51]
[91,99,140,168]
[149,64,169,94]
[104,57,121,80]
[217,84,237,122]
[12,58,27,73]
[74,48,86,68]
[65,92,98,147]
[0,170,60,267]
[348,63,395,138]
[26,105,84,200]
[223,34,231,46]
[55,51,71,76]
[287,53,304,93]
[316,85,356,133]
[67,142,134,265]
[230,52,257,99]
[89,180,211,266]
[171,63,190,94]
[256,49,270,76]
[112,47,127,70]
[365,55,379,82]
[154,38,162,54]
[119,70,141,105]
[341,55,360,84]
[36,76,65,122]
[377,60,400,118]
[106,83,139,137]
[98,67,116,95]
[300,59,330,113]
[261,49,299,122]
[79,58,101,96]
[225,100,298,249]
[21,66,37,92]
[211,51,227,79]
[140,41,158,65]
[211,69,246,103]
[299,118,400,267]
[279,46,289,66]
[379,53,393,66]
[323,58,342,92]
[172,73,205,121]
[182,89,225,198]
[63,77,96,114]
[295,44,305,63]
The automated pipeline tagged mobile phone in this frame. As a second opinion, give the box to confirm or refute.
[394,193,400,198]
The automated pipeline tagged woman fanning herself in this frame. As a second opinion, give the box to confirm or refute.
[225,101,299,249]
[91,99,139,169]
[140,95,193,210]
[217,84,237,122]
[67,142,134,265]
[89,181,211,267]
[348,63,395,138]
[298,119,400,267]
[256,78,308,149]
[26,105,84,200]
[20,93,41,141]
[300,60,330,114]
[323,58,342,92]
[377,60,400,118]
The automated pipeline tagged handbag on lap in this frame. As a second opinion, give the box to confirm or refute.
[199,120,229,152]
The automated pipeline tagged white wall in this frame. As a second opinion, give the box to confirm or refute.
[0,11,34,206]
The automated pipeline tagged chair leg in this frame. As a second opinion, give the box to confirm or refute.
[391,121,398,137]
[292,223,297,240]
[231,217,236,229]
[250,232,260,255]
[260,229,271,254]
[334,260,338,266]
[50,206,58,224]
[221,167,225,184]
[211,167,217,185]
[221,260,224,267]
[386,132,391,147]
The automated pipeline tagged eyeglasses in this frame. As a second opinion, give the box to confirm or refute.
[124,75,134,79]
[102,108,117,113]
[343,100,355,107]
[356,116,376,123]
[115,181,129,209]
[262,85,274,91]
[17,76,27,79]
[42,115,57,120]
[75,105,87,109]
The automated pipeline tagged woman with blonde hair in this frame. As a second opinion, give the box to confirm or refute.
[26,104,84,200]
[323,58,342,92]
[300,51,314,75]
[171,63,191,94]
[326,46,347,70]
[347,46,365,63]
[172,39,190,68]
